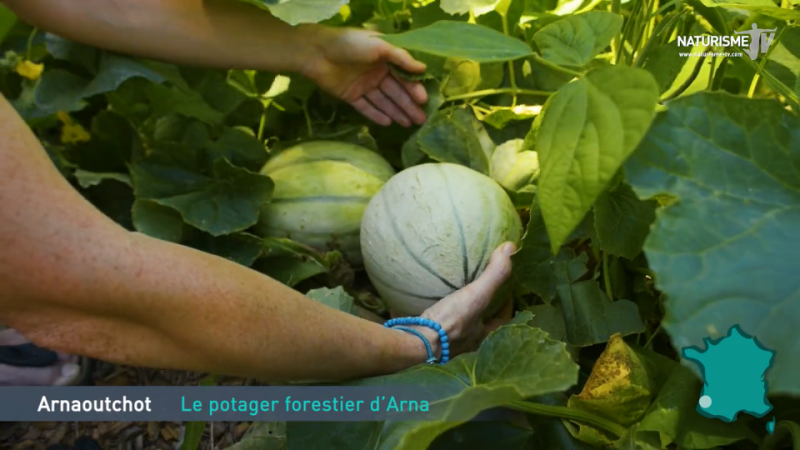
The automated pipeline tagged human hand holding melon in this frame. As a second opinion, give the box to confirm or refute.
[408,242,516,359]
[360,162,524,363]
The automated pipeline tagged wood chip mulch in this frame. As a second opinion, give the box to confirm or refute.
[0,362,261,450]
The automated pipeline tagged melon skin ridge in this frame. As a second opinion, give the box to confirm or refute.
[361,162,523,316]
[254,141,395,266]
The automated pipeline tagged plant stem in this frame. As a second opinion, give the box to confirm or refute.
[628,0,654,65]
[445,87,553,102]
[509,400,628,437]
[257,100,270,142]
[301,100,313,137]
[576,0,606,14]
[661,50,707,102]
[603,252,614,301]
[749,25,785,99]
[707,55,718,90]
[710,57,728,90]
[500,12,519,107]
[633,9,685,67]
[26,28,38,60]
[531,54,583,78]
[644,324,661,349]
[618,1,642,64]
[610,0,622,63]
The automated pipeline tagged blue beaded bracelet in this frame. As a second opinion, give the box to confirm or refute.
[392,326,437,365]
[384,317,450,364]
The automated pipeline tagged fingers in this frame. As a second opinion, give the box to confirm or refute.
[351,98,392,127]
[461,242,516,308]
[397,77,428,105]
[386,45,426,74]
[366,90,412,127]
[379,77,426,125]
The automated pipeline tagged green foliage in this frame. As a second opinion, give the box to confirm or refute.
[288,323,578,449]
[380,21,534,62]
[0,6,16,46]
[3,0,800,447]
[530,65,660,252]
[625,92,800,396]
[533,11,624,67]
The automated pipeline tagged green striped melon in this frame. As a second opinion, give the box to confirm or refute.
[360,163,523,316]
[254,141,396,266]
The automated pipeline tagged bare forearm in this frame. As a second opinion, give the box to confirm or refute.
[1,0,326,74]
[12,233,425,381]
[0,94,424,381]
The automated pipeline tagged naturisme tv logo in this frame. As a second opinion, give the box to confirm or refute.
[677,23,777,60]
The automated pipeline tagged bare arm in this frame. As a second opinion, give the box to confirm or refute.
[0,93,439,382]
[0,93,515,381]
[1,0,327,75]
[1,0,430,125]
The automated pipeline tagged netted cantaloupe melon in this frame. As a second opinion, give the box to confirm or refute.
[360,163,523,316]
[254,141,395,266]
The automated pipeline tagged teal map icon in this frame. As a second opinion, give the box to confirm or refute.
[681,325,776,434]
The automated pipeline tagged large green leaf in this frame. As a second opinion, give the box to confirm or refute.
[481,105,541,130]
[243,0,347,25]
[144,83,226,125]
[697,0,800,21]
[553,256,645,347]
[440,0,504,16]
[132,199,185,243]
[187,232,266,266]
[533,11,623,68]
[416,106,495,174]
[593,183,657,260]
[288,324,578,450]
[45,34,98,73]
[253,238,340,287]
[624,364,750,449]
[306,286,358,315]
[642,43,688,95]
[287,422,383,450]
[380,21,534,63]
[203,126,268,171]
[511,201,580,302]
[625,92,800,395]
[227,422,286,450]
[22,53,166,119]
[531,66,659,253]
[526,304,567,341]
[0,6,16,46]
[130,158,275,236]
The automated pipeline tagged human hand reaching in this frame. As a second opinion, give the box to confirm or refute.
[300,26,428,128]
[402,243,517,361]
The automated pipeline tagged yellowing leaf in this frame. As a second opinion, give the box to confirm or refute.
[568,334,655,427]
[15,60,44,80]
